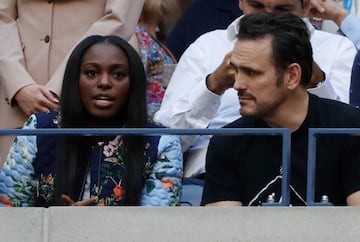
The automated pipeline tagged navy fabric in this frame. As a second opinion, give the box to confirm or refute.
[167,0,242,60]
[350,50,360,107]
[33,110,162,206]
[34,111,58,181]
[202,94,360,206]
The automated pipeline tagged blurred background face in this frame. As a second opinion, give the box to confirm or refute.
[79,42,130,120]
[239,0,305,17]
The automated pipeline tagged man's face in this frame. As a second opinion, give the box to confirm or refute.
[239,0,305,17]
[230,37,288,118]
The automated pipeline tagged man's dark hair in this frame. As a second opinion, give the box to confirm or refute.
[237,12,313,86]
[55,35,147,205]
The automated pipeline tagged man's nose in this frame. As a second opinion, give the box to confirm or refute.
[233,74,247,90]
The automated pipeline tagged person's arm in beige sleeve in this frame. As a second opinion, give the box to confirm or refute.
[0,1,59,116]
[46,0,145,96]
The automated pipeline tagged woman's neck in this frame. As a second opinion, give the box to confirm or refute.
[139,19,159,38]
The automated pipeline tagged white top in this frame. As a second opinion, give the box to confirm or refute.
[154,16,357,177]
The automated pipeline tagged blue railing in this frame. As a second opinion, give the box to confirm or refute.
[306,128,360,206]
[0,127,292,206]
[3,127,360,205]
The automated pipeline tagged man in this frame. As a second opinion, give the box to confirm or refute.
[154,0,356,180]
[202,12,360,206]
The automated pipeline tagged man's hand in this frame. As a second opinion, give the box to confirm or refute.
[308,0,349,26]
[206,52,236,95]
[61,194,98,206]
[308,61,326,88]
[14,84,59,116]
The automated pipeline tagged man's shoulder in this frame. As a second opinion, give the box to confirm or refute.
[190,17,240,45]
[223,116,258,128]
[193,28,229,45]
[312,28,354,46]
[310,94,360,125]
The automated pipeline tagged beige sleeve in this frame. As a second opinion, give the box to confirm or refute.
[0,0,36,103]
[46,0,144,96]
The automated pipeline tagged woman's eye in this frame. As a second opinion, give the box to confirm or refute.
[113,72,126,79]
[85,70,97,78]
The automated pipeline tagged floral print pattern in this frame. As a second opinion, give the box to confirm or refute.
[0,111,183,207]
[135,25,176,122]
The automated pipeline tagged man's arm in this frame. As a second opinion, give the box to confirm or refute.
[154,35,235,151]
[347,191,360,205]
[201,135,242,205]
[205,201,242,206]
[309,0,360,49]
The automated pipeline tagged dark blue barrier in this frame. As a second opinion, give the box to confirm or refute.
[307,128,360,206]
[0,128,291,206]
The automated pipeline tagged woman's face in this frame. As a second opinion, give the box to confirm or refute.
[79,42,130,120]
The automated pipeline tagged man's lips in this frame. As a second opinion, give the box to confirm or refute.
[239,94,254,101]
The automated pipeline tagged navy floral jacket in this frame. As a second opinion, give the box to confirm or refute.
[0,110,183,207]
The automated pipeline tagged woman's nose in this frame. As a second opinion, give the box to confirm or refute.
[98,74,111,88]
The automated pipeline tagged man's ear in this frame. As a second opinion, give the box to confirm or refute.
[286,63,301,90]
[302,0,312,18]
[239,0,245,11]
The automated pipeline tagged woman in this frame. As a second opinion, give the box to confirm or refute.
[132,0,179,121]
[0,35,182,207]
[0,0,144,163]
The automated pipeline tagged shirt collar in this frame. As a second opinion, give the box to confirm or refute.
[226,15,315,42]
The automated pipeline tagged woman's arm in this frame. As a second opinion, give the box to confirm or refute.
[141,135,183,206]
[0,115,38,207]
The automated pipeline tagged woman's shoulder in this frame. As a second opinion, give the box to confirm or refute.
[34,110,60,129]
[145,123,182,163]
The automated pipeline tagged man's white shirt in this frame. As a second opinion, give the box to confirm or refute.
[154,16,357,177]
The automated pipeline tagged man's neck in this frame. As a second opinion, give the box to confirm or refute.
[263,91,309,132]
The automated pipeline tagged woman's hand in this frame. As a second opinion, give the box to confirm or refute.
[61,194,98,206]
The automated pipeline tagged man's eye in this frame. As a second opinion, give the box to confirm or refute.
[276,8,293,13]
[245,69,256,76]
[250,3,264,9]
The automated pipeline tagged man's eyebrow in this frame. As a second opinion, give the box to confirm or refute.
[245,0,264,5]
[275,4,297,9]
[229,61,237,69]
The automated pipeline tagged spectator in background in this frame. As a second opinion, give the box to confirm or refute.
[155,0,356,187]
[131,0,178,122]
[202,12,360,206]
[0,0,144,167]
[167,0,243,60]
[309,0,360,49]
[178,0,196,10]
[0,35,183,207]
